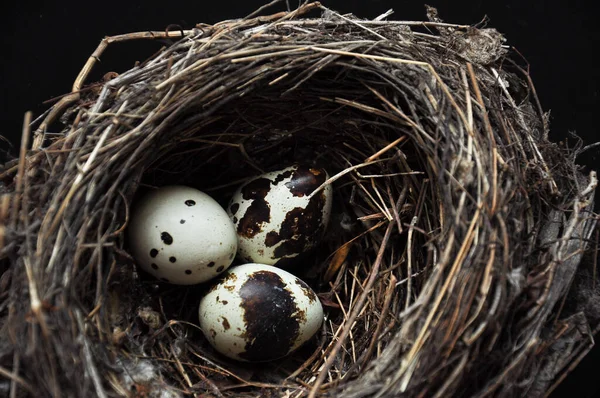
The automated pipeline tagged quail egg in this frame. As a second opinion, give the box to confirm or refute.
[228,164,332,266]
[127,185,237,285]
[198,263,323,362]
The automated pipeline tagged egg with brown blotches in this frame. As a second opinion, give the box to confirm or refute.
[198,263,323,362]
[127,185,237,285]
[227,164,333,267]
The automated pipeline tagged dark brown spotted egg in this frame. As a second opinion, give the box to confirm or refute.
[127,186,237,285]
[227,165,333,266]
[198,263,323,362]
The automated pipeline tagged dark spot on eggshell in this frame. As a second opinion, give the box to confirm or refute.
[222,317,231,330]
[225,285,236,292]
[210,328,217,338]
[238,270,302,361]
[151,263,159,270]
[232,216,238,224]
[217,266,225,272]
[272,191,327,259]
[160,232,173,245]
[150,249,159,258]
[273,169,293,185]
[295,278,318,304]
[185,200,196,206]
[207,261,215,268]
[185,269,192,275]
[295,309,307,324]
[229,252,235,260]
[237,178,271,238]
[180,219,186,224]
[265,231,282,247]
[285,165,327,197]
[170,257,177,263]
[222,300,228,305]
[208,272,237,294]
[230,203,240,215]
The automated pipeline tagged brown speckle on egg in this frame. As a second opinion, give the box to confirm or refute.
[295,308,307,324]
[285,165,326,197]
[237,270,301,361]
[272,191,326,259]
[237,178,271,238]
[180,219,186,224]
[210,328,217,338]
[151,263,159,270]
[207,261,215,268]
[185,270,192,275]
[169,256,177,263]
[273,169,293,185]
[208,270,237,293]
[222,317,231,330]
[264,231,282,247]
[160,232,173,245]
[222,300,228,305]
[295,278,318,304]
[185,199,196,206]
[216,265,225,273]
[150,248,159,258]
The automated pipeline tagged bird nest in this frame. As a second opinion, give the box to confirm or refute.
[1,2,599,397]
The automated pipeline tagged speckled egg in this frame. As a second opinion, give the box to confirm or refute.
[227,165,333,266]
[127,185,237,285]
[198,263,323,362]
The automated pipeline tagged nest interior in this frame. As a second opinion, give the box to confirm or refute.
[1,2,599,397]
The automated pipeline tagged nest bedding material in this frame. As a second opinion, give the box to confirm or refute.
[1,2,599,397]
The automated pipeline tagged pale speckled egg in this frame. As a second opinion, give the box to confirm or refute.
[227,165,333,267]
[127,185,237,285]
[198,263,323,362]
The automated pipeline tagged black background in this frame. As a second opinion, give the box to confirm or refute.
[1,0,598,396]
